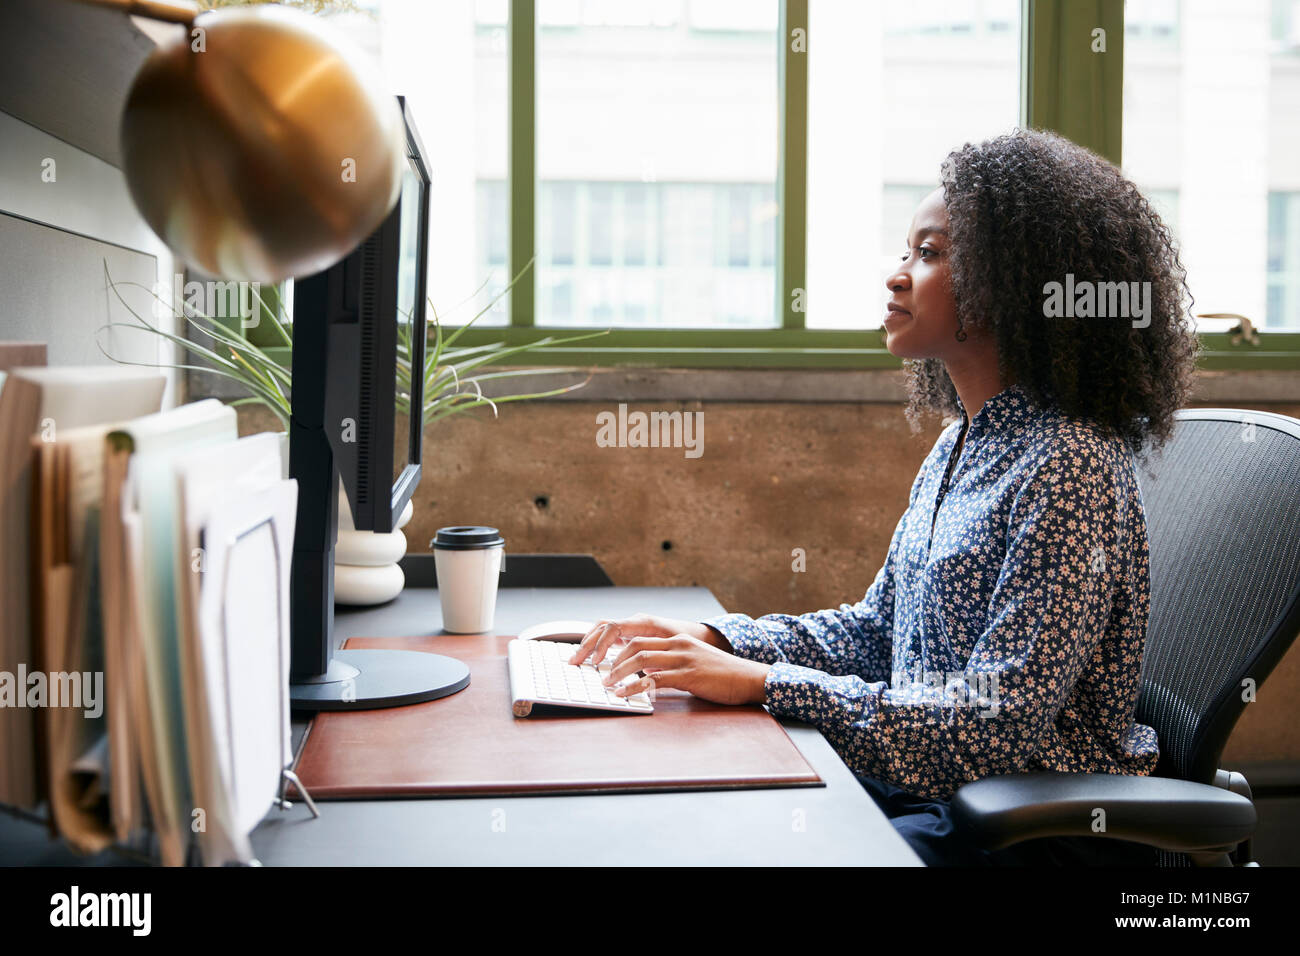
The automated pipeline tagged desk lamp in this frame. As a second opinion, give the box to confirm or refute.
[73,0,472,709]
[74,0,405,282]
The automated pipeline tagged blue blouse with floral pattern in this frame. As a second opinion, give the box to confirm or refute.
[702,382,1160,802]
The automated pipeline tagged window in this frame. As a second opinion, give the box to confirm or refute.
[806,0,1023,329]
[534,0,780,327]
[480,181,508,267]
[588,184,614,266]
[624,184,648,265]
[1269,192,1300,329]
[332,0,1296,368]
[545,183,578,266]
[335,1,510,326]
[1123,0,1300,331]
[1273,0,1300,48]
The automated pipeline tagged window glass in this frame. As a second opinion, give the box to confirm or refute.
[341,1,510,325]
[536,0,780,326]
[806,0,1023,329]
[1124,0,1300,330]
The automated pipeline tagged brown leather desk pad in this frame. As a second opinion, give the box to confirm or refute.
[291,634,824,798]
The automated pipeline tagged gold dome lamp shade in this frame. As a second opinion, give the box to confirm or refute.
[76,0,405,282]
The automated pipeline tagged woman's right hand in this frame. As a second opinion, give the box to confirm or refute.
[567,613,732,666]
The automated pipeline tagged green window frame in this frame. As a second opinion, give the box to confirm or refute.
[446,0,1297,371]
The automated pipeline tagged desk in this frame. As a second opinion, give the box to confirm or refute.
[248,585,923,866]
[0,586,923,866]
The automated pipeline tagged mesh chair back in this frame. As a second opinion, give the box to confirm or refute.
[1135,409,1300,786]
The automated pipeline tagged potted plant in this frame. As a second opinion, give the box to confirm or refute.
[98,261,608,602]
[98,259,606,430]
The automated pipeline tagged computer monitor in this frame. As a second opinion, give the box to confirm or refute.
[287,96,470,711]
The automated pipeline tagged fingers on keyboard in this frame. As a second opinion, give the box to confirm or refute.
[522,640,652,712]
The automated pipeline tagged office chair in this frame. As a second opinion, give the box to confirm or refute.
[951,408,1300,866]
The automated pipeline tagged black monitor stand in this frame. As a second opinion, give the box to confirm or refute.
[286,427,468,712]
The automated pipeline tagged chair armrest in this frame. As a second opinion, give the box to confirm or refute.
[950,772,1256,853]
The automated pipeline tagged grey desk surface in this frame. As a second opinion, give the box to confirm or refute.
[0,586,922,866]
[248,586,923,866]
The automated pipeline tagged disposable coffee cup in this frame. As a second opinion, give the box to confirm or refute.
[432,526,506,633]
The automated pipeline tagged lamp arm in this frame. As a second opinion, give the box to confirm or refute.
[68,0,198,26]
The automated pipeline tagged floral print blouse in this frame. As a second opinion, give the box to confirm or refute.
[702,383,1160,802]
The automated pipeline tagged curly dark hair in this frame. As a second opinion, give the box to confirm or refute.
[904,128,1200,461]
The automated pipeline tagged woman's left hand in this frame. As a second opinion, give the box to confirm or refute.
[602,634,772,706]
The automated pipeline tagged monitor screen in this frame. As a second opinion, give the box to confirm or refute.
[387,100,428,529]
[394,158,424,495]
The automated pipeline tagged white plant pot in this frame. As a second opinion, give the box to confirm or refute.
[334,485,413,606]
[334,563,406,606]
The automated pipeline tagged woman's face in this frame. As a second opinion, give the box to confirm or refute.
[883,188,962,359]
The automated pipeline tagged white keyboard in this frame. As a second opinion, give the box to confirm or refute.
[508,639,654,716]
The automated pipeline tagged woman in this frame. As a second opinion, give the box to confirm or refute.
[569,129,1200,866]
